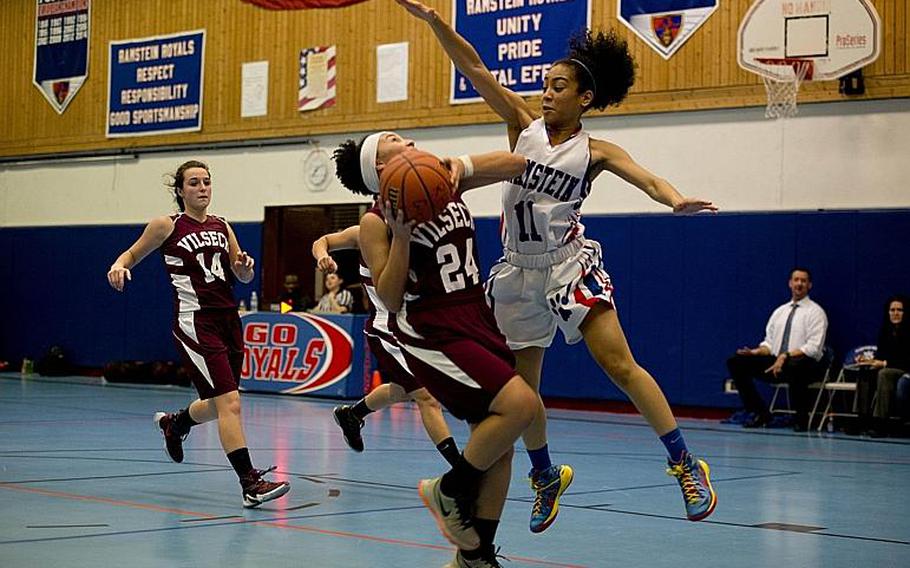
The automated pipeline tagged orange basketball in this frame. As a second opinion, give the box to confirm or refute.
[379,150,454,225]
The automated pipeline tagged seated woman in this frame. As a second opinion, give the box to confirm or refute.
[851,295,909,437]
[312,272,354,314]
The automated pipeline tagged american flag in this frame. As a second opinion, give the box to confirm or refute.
[299,45,336,112]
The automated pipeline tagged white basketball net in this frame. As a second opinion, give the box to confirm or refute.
[762,61,812,119]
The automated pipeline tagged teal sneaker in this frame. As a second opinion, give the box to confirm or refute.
[666,452,717,521]
[528,464,574,533]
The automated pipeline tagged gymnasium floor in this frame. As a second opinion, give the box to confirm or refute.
[1,374,908,568]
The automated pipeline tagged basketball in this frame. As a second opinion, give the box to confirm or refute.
[379,150,454,224]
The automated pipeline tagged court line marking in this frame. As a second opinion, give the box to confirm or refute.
[26,524,110,529]
[559,471,800,497]
[2,468,230,485]
[574,504,910,546]
[0,482,586,567]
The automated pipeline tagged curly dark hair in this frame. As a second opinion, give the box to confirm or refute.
[168,160,209,212]
[555,29,635,112]
[333,137,373,196]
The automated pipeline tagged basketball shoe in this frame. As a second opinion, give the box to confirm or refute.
[528,464,574,533]
[444,549,504,568]
[153,411,188,463]
[666,451,717,521]
[418,477,480,550]
[241,466,291,508]
[333,405,365,452]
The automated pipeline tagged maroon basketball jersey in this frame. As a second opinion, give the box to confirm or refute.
[405,195,483,310]
[360,202,394,339]
[160,213,237,313]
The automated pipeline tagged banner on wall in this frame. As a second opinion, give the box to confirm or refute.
[451,0,590,104]
[618,0,718,60]
[239,312,354,395]
[242,0,367,9]
[106,30,205,137]
[299,45,336,112]
[33,0,91,114]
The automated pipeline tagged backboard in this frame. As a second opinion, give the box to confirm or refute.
[738,0,881,81]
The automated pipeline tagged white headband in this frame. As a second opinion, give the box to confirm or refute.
[359,131,390,194]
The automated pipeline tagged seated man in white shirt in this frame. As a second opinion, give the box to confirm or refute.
[727,268,829,432]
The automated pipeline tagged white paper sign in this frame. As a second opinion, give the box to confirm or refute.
[241,60,268,117]
[376,42,408,103]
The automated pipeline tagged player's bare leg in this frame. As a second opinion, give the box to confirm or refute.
[582,304,716,521]
[419,377,536,549]
[515,346,574,533]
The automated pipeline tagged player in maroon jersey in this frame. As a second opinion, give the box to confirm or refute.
[107,160,289,508]
[334,133,539,567]
[313,225,461,465]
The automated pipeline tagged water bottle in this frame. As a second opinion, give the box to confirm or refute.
[826,418,834,433]
[238,300,247,313]
[250,291,258,312]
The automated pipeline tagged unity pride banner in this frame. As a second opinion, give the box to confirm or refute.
[33,0,91,114]
[106,30,205,137]
[451,0,590,103]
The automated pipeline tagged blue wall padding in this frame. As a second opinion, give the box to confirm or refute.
[2,211,907,409]
[0,222,260,367]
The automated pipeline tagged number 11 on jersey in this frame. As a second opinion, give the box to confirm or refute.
[514,200,542,242]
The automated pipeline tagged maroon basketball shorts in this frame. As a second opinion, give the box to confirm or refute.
[172,309,243,400]
[365,331,420,393]
[394,297,517,424]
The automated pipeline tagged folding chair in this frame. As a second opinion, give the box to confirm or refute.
[809,345,876,432]
[770,346,834,418]
[769,382,794,415]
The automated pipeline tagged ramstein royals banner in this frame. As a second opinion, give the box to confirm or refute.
[107,30,205,137]
[299,45,336,112]
[239,311,358,396]
[618,0,717,60]
[452,0,590,103]
[34,0,90,114]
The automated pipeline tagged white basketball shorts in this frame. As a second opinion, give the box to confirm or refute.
[485,238,615,350]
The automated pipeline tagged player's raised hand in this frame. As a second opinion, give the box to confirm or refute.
[441,157,464,194]
[379,201,415,241]
[107,265,131,292]
[395,0,438,22]
[317,254,338,273]
[234,251,255,279]
[673,197,718,214]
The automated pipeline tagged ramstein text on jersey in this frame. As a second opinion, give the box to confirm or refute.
[509,159,587,203]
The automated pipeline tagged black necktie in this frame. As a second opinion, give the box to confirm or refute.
[778,303,798,355]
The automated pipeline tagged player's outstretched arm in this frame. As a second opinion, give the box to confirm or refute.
[107,215,173,292]
[312,225,360,273]
[452,151,528,193]
[591,138,718,214]
[225,222,255,283]
[396,0,535,138]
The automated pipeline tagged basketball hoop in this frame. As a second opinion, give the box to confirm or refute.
[756,58,815,119]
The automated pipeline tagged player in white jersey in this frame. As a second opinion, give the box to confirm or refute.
[311,225,461,467]
[398,0,719,529]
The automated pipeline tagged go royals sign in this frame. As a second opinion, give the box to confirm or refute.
[240,311,356,396]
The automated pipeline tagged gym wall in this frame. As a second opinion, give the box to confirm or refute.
[1,1,908,407]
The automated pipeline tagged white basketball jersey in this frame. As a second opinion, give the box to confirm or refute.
[501,118,591,255]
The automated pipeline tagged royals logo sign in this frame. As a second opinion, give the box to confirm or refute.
[618,0,717,59]
[240,311,354,395]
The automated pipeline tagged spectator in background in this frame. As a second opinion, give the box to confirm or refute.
[849,295,909,437]
[312,272,353,314]
[279,273,311,311]
[727,268,828,432]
